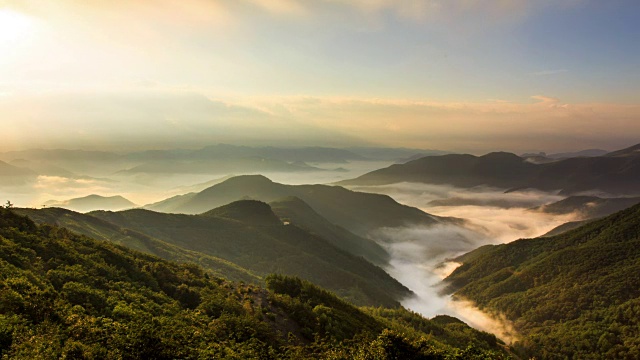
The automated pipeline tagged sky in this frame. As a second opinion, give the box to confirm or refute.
[1,0,639,153]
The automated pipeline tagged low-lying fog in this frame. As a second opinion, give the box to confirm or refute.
[349,182,579,342]
[3,161,393,208]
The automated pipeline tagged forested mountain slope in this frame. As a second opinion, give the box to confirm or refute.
[91,200,411,307]
[444,203,640,359]
[0,208,510,359]
[14,207,260,283]
[269,196,390,266]
[144,175,440,236]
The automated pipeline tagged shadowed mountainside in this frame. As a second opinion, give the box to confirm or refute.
[269,196,390,266]
[144,175,441,237]
[532,195,640,218]
[531,195,640,237]
[90,200,412,307]
[340,143,640,196]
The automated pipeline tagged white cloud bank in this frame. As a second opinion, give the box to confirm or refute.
[359,182,579,342]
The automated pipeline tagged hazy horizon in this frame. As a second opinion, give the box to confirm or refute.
[1,141,635,156]
[1,1,639,153]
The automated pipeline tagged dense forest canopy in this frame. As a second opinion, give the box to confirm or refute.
[444,203,640,359]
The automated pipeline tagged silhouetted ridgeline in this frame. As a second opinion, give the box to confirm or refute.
[341,143,640,196]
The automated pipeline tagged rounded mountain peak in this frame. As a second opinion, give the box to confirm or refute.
[203,200,282,226]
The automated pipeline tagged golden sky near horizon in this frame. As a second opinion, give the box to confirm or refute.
[1,0,639,153]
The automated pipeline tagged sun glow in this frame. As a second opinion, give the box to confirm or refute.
[0,9,35,45]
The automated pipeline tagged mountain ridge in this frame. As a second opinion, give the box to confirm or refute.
[44,194,137,212]
[144,174,441,237]
[340,142,640,195]
[90,201,412,307]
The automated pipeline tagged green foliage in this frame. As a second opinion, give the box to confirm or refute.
[445,203,640,358]
[17,204,409,308]
[88,204,410,307]
[15,207,261,284]
[270,196,390,266]
[147,174,439,234]
[0,208,511,359]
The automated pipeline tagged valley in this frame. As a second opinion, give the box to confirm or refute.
[3,143,640,358]
[2,2,639,357]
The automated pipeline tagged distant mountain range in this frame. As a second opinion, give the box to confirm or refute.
[144,175,441,236]
[345,147,452,161]
[532,195,640,219]
[340,143,640,195]
[443,202,640,358]
[116,157,325,176]
[0,160,37,186]
[522,148,609,159]
[44,194,137,212]
[0,144,447,181]
[531,195,640,237]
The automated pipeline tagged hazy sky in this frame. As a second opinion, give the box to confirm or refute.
[1,0,639,153]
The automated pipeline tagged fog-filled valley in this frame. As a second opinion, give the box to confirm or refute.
[347,183,580,340]
[3,142,640,358]
[3,1,640,357]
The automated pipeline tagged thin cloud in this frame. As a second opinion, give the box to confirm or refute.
[247,0,306,16]
[531,95,561,104]
[532,69,568,76]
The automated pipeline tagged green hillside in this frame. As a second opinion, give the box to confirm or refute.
[0,208,510,359]
[145,175,440,237]
[443,203,640,359]
[270,197,390,266]
[205,199,283,226]
[90,201,410,308]
[14,207,259,283]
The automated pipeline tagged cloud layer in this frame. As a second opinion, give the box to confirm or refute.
[359,182,580,341]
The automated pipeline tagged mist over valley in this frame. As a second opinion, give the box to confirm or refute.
[2,1,639,357]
